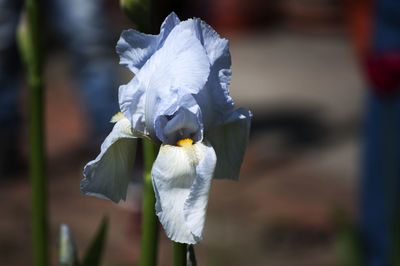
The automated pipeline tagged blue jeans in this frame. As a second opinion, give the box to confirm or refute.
[361,93,400,266]
[361,1,400,265]
[0,0,118,146]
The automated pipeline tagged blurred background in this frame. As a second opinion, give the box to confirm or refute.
[1,0,398,265]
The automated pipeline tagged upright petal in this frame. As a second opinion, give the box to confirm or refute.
[116,12,180,74]
[139,22,210,140]
[118,77,146,133]
[207,108,252,180]
[200,19,234,127]
[117,12,182,134]
[81,117,137,203]
[152,142,216,244]
[179,18,234,128]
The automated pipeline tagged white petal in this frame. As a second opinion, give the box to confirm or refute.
[116,12,180,74]
[177,18,234,128]
[200,19,234,127]
[140,20,210,140]
[81,118,137,203]
[183,143,216,240]
[119,77,146,133]
[207,108,252,180]
[117,13,181,134]
[152,142,216,244]
[155,105,203,145]
[116,30,158,74]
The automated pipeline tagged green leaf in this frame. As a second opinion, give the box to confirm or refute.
[81,217,109,266]
[120,0,151,33]
[391,212,400,266]
[333,208,364,266]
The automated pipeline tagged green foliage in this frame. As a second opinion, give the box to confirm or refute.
[120,0,151,33]
[81,217,109,266]
[391,212,400,266]
[17,1,47,266]
[173,242,187,266]
[333,208,364,266]
[58,217,108,266]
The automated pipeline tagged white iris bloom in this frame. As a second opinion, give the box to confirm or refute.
[81,12,252,244]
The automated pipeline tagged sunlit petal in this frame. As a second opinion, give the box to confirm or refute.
[81,117,137,202]
[142,22,210,140]
[116,12,180,74]
[177,18,234,128]
[118,77,146,133]
[152,142,216,243]
[183,142,216,240]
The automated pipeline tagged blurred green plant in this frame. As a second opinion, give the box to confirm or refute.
[391,212,400,266]
[333,208,364,266]
[58,217,108,266]
[333,207,400,266]
[17,0,47,264]
[120,0,151,33]
[173,242,187,266]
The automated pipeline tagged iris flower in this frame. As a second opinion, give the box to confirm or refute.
[81,12,251,244]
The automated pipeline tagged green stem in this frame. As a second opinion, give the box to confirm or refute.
[139,140,159,266]
[173,242,187,266]
[22,0,47,265]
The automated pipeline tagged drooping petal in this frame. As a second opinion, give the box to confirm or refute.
[116,12,180,74]
[183,143,217,240]
[152,142,216,244]
[207,107,252,180]
[81,117,137,203]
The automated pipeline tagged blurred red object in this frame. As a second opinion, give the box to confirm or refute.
[345,0,373,57]
[364,52,400,96]
[346,0,400,96]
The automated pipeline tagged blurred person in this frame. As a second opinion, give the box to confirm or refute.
[348,0,400,265]
[0,0,118,176]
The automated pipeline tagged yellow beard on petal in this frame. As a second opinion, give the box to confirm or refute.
[176,138,193,147]
[175,138,199,167]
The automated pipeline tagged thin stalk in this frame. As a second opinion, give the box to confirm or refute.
[29,74,47,266]
[22,0,47,265]
[120,2,160,265]
[173,242,187,266]
[139,140,159,266]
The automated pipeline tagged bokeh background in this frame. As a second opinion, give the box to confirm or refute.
[0,0,381,265]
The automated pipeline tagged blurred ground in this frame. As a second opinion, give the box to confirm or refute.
[0,28,362,266]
